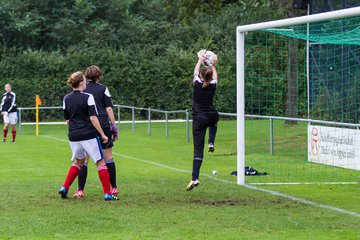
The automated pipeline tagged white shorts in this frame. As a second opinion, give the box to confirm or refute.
[69,137,104,163]
[3,112,18,124]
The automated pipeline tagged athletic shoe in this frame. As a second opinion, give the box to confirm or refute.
[2,139,5,143]
[73,190,84,198]
[208,143,214,152]
[58,187,68,199]
[11,139,15,143]
[104,194,119,201]
[111,188,119,195]
[185,179,200,191]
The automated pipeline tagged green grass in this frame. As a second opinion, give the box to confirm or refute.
[0,121,359,239]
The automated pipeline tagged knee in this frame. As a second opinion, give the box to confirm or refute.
[75,158,86,167]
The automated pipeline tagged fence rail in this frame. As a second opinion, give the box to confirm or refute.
[17,105,360,148]
[17,105,191,142]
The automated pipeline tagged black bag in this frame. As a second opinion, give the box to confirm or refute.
[230,166,268,176]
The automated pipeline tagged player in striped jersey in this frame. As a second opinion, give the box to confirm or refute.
[73,65,119,198]
[58,71,118,201]
[1,84,18,143]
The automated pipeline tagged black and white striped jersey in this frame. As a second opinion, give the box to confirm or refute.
[63,90,99,141]
[1,92,17,113]
[84,81,113,126]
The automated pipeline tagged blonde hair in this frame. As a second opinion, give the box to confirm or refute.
[200,67,213,88]
[67,71,85,88]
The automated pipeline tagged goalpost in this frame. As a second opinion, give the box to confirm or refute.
[236,7,360,185]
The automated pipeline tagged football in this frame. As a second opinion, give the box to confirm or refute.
[202,50,218,67]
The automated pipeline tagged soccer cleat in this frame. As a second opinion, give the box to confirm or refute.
[11,139,15,143]
[58,187,68,199]
[73,190,84,198]
[2,139,5,143]
[185,179,200,191]
[104,194,119,201]
[208,143,214,152]
[111,188,119,195]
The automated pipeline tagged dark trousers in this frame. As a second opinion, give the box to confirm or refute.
[208,124,217,144]
[193,112,219,159]
[192,112,219,180]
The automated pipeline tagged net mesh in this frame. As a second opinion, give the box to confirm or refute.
[243,15,360,183]
[264,16,360,45]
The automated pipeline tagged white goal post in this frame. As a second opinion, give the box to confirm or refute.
[236,6,360,185]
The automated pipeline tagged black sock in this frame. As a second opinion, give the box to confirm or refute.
[192,158,203,181]
[78,164,88,191]
[106,159,117,188]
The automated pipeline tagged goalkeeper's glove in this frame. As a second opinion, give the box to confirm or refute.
[110,123,119,141]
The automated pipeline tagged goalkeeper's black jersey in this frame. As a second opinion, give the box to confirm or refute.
[62,90,99,141]
[192,73,217,115]
[1,92,17,113]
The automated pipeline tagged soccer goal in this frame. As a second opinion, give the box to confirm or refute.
[236,7,360,185]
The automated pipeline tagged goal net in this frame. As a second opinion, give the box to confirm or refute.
[236,7,360,185]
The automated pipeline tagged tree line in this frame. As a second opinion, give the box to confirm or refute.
[0,0,296,118]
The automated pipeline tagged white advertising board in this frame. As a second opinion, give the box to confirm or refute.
[308,125,360,170]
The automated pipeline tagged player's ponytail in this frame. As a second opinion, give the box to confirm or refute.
[67,71,85,88]
[200,67,213,89]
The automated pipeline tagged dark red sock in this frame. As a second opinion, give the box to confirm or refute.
[98,165,111,194]
[3,129,7,139]
[62,163,81,190]
[12,130,16,140]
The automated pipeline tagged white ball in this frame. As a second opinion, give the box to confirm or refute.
[202,51,216,67]
[212,170,218,175]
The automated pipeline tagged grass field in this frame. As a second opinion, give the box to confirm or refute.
[0,121,359,239]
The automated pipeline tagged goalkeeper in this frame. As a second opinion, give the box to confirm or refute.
[186,50,219,191]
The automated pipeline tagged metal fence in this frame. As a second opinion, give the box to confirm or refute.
[17,106,360,149]
[17,105,191,142]
[221,113,360,156]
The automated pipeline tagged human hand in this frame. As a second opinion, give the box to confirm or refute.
[101,134,108,144]
[197,49,207,61]
[110,123,119,141]
[213,54,218,65]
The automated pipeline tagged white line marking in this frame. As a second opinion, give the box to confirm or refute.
[113,152,190,174]
[42,135,68,143]
[43,135,360,218]
[244,184,360,218]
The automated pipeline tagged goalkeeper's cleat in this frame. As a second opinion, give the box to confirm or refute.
[73,190,84,198]
[208,143,214,152]
[111,188,119,195]
[186,179,200,191]
[104,194,119,201]
[58,187,68,199]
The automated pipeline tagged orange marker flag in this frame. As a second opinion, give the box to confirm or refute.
[35,95,42,136]
[35,95,42,106]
